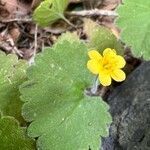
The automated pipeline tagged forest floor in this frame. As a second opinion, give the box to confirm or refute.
[0,0,121,61]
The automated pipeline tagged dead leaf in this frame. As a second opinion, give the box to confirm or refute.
[0,0,33,19]
[83,0,103,9]
[9,26,21,42]
[100,0,121,10]
[1,0,18,14]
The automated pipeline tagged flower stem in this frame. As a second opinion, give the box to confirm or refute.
[91,76,99,94]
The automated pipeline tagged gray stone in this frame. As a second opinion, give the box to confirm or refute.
[101,62,150,150]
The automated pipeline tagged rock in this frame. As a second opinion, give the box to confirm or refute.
[101,61,150,150]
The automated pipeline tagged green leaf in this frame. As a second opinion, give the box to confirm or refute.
[116,0,150,59]
[33,0,69,26]
[20,33,112,150]
[0,116,35,150]
[84,19,123,55]
[0,52,27,125]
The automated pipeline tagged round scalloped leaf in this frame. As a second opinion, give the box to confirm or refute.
[84,19,123,55]
[0,116,35,150]
[33,0,69,26]
[20,33,112,150]
[117,0,150,59]
[0,52,27,125]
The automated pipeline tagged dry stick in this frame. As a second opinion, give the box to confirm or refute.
[29,24,38,65]
[0,28,23,57]
[0,18,32,23]
[66,9,118,17]
[8,38,23,57]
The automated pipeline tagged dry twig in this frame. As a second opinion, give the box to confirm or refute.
[7,38,23,57]
[0,17,32,23]
[66,9,117,17]
[0,28,23,57]
[29,24,38,65]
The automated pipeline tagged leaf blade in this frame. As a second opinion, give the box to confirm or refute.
[33,0,69,26]
[20,33,112,150]
[0,52,27,125]
[0,116,35,150]
[116,0,150,59]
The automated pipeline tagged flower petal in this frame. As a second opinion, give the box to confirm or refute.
[99,73,111,86]
[103,48,116,57]
[111,69,126,82]
[87,60,100,74]
[88,50,102,60]
[116,55,126,68]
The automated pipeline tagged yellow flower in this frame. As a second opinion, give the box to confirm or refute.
[87,48,126,86]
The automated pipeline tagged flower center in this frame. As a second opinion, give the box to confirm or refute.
[103,63,112,70]
[102,58,116,72]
